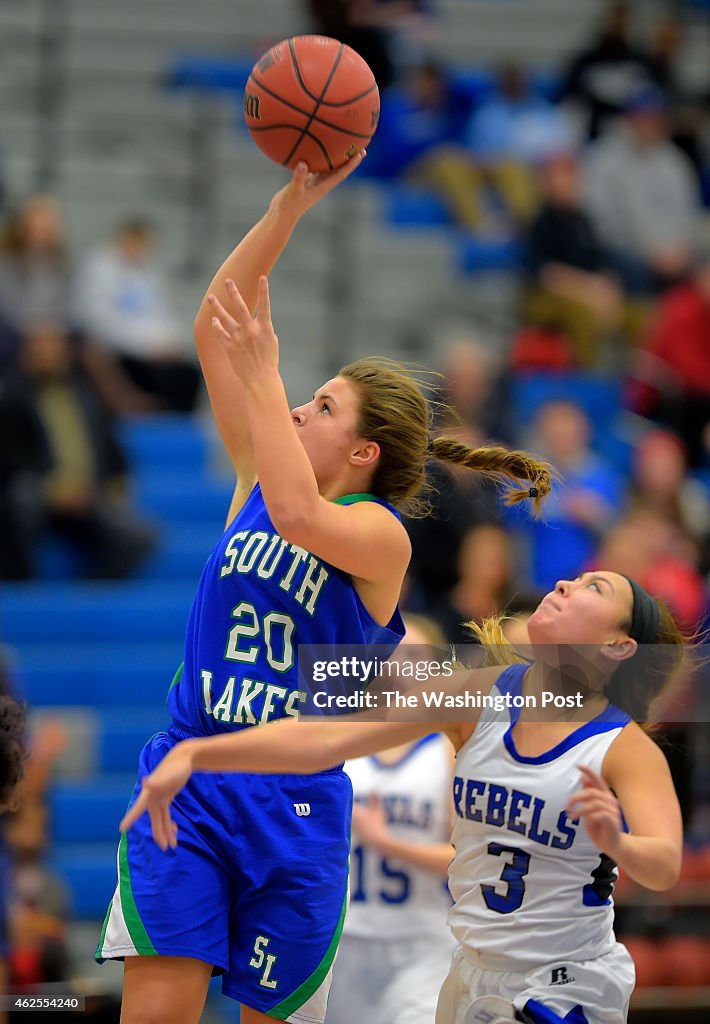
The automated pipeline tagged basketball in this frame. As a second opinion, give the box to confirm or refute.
[243,35,379,173]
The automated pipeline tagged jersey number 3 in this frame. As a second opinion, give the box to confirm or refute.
[481,842,531,914]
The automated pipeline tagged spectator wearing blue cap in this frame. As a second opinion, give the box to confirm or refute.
[582,85,700,296]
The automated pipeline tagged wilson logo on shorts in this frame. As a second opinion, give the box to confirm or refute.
[550,966,576,985]
[293,803,311,816]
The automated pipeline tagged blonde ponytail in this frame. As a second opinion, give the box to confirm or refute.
[466,615,530,668]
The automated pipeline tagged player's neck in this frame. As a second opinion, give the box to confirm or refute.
[521,662,609,723]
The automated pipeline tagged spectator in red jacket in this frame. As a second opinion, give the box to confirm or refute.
[626,252,710,465]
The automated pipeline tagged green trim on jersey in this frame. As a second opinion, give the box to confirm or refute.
[119,833,157,954]
[266,889,348,1019]
[166,662,184,702]
[333,493,379,506]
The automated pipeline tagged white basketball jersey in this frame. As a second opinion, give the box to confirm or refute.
[344,734,454,940]
[448,663,631,971]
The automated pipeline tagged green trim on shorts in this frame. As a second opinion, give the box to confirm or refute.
[95,901,112,957]
[119,832,157,954]
[266,889,348,1019]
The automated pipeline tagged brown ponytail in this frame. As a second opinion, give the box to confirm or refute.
[429,437,556,517]
[339,357,556,517]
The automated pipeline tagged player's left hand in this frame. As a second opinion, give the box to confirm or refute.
[208,275,279,385]
[119,743,196,851]
[566,764,623,858]
[351,793,390,850]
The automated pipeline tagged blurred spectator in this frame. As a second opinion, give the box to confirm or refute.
[630,430,710,574]
[646,11,708,194]
[0,680,27,1024]
[582,85,699,296]
[647,12,683,100]
[2,717,124,1024]
[362,60,476,222]
[594,509,707,632]
[0,326,156,580]
[432,523,516,659]
[560,1,662,140]
[626,252,710,466]
[522,153,626,366]
[307,0,431,92]
[514,401,625,592]
[74,219,200,413]
[405,337,505,605]
[0,196,74,374]
[435,335,507,444]
[5,799,72,995]
[462,62,574,231]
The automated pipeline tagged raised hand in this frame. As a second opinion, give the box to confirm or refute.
[269,152,365,221]
[351,793,389,851]
[207,275,279,386]
[566,764,624,858]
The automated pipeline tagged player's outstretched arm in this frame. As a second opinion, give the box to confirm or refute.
[210,273,411,585]
[194,155,365,483]
[567,724,683,891]
[120,665,501,850]
[120,719,433,850]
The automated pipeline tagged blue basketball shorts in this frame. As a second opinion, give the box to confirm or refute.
[96,728,352,1023]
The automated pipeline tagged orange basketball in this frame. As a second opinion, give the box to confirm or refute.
[244,35,379,172]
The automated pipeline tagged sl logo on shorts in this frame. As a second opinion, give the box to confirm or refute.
[293,802,311,816]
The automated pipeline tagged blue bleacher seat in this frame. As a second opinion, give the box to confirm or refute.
[14,647,179,706]
[456,235,522,274]
[138,522,217,581]
[49,778,136,844]
[119,415,210,472]
[0,583,194,644]
[99,711,165,773]
[508,373,622,432]
[507,372,635,473]
[166,55,252,94]
[50,845,118,920]
[135,475,233,524]
[383,185,452,228]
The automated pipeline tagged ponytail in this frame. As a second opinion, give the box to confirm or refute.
[429,437,556,517]
[339,357,557,518]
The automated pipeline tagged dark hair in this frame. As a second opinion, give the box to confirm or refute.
[605,598,687,724]
[0,695,28,809]
[339,357,556,517]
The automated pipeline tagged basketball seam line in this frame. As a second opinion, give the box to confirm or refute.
[247,124,334,167]
[248,73,374,139]
[283,39,344,168]
[283,41,378,108]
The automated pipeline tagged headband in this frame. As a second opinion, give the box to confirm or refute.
[623,576,660,645]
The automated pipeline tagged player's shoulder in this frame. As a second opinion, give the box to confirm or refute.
[339,498,412,551]
[602,721,669,783]
[447,665,514,751]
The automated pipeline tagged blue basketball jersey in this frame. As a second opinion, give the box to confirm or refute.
[168,485,405,736]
